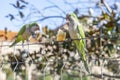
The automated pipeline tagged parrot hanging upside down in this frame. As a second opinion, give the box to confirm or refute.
[9,22,40,47]
[66,13,89,73]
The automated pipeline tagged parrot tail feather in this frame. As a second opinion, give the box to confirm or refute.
[83,59,90,73]
[77,47,90,73]
[9,41,17,47]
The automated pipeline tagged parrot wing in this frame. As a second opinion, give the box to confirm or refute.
[17,24,27,35]
[75,23,89,73]
[9,25,27,47]
[76,22,86,46]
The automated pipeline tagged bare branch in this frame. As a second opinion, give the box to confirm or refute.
[102,0,112,13]
[29,4,45,17]
[35,16,65,22]
[90,73,120,79]
[46,0,66,15]
[63,0,75,9]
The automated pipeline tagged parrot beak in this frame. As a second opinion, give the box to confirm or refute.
[32,33,36,38]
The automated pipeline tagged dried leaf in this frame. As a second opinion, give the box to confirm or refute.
[103,13,110,20]
[19,5,26,9]
[19,11,24,18]
[16,1,20,8]
[19,0,28,4]
[42,26,48,34]
[10,3,17,8]
[6,14,15,21]
[56,29,66,41]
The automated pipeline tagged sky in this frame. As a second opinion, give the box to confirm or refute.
[0,0,71,31]
[0,0,120,32]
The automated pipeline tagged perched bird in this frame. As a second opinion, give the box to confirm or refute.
[66,13,89,72]
[9,22,40,47]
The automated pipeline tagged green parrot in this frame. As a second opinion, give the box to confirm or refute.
[66,13,89,73]
[9,22,40,47]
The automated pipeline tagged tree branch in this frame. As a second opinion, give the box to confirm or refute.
[46,0,66,15]
[90,73,120,79]
[35,16,65,22]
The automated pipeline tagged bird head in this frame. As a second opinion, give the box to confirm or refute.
[30,22,41,38]
[31,23,40,31]
[66,13,78,22]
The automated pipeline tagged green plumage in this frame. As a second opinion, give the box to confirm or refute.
[9,35,25,47]
[67,13,89,73]
[9,22,39,47]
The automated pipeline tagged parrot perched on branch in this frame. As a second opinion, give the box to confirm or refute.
[9,22,40,47]
[66,13,89,73]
